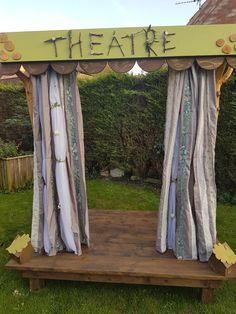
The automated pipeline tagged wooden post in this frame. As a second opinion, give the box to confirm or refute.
[5,158,12,191]
[215,62,233,118]
[29,278,45,292]
[201,288,214,304]
[16,70,33,127]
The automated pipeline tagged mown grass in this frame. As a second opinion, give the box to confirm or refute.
[0,179,235,314]
[87,179,160,211]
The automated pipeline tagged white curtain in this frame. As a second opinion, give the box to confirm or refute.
[31,69,89,256]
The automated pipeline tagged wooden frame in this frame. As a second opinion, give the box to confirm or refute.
[6,210,236,304]
[1,24,236,63]
[2,24,236,304]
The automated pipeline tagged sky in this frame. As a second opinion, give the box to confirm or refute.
[0,0,206,32]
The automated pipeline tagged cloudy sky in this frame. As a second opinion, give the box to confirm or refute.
[0,0,205,32]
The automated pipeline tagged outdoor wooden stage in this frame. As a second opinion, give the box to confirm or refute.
[6,210,236,304]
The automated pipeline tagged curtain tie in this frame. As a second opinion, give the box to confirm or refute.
[55,158,66,163]
[50,102,61,109]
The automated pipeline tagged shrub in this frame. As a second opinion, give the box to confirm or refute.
[0,82,33,152]
[0,70,235,199]
[79,70,236,199]
[0,139,20,158]
[216,72,236,199]
[79,70,167,179]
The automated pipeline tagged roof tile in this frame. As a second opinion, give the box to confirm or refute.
[188,0,236,24]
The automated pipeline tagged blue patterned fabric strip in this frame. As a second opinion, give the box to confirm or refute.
[175,72,193,259]
[63,74,87,244]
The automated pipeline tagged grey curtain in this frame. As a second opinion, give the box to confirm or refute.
[156,63,217,262]
[31,69,89,256]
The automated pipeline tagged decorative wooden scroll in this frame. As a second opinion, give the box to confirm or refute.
[23,63,49,75]
[196,57,225,70]
[51,61,78,74]
[137,59,165,72]
[78,60,107,74]
[108,60,135,73]
[226,56,236,68]
[167,58,194,71]
[1,56,236,77]
[0,57,236,77]
[0,63,20,76]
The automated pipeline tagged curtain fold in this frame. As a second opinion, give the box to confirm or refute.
[63,74,89,245]
[31,69,89,256]
[156,63,217,262]
[156,69,185,254]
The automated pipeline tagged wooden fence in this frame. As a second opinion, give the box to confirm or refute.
[0,155,33,191]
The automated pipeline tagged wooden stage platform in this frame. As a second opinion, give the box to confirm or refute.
[6,210,236,304]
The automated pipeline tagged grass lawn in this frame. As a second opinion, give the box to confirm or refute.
[0,179,236,314]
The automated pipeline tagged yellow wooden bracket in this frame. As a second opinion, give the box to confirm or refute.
[213,242,236,266]
[6,234,31,254]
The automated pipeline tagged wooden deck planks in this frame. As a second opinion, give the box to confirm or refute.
[5,209,236,303]
[227,266,236,280]
[6,253,225,280]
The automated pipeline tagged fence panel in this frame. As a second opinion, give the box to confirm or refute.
[0,155,33,191]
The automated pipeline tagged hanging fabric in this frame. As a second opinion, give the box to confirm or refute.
[31,69,89,256]
[156,63,217,262]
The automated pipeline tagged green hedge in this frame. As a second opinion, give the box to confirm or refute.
[79,70,236,199]
[0,71,235,198]
[0,139,20,158]
[0,83,33,152]
[216,73,236,200]
[79,71,167,180]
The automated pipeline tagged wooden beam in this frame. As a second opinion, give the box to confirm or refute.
[2,24,236,63]
[215,62,233,118]
[29,278,45,292]
[201,288,214,304]
[16,70,33,127]
[22,270,222,289]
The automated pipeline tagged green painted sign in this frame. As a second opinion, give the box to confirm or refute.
[0,24,236,63]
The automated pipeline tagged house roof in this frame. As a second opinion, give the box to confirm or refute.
[188,0,236,25]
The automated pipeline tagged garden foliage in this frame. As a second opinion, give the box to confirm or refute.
[0,70,235,198]
[216,73,236,200]
[0,83,32,152]
[0,138,21,158]
[79,71,167,180]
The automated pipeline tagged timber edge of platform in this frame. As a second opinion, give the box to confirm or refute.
[5,210,236,304]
